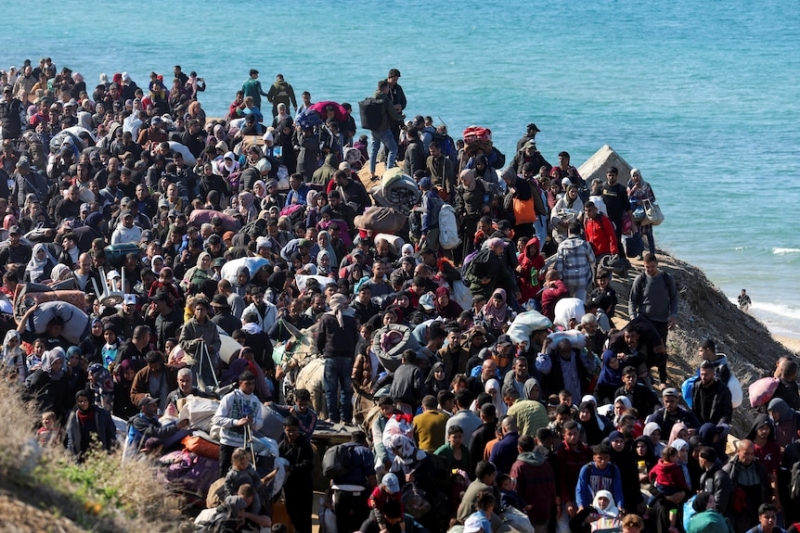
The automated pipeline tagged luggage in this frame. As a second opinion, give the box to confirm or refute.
[189,210,241,232]
[641,199,665,226]
[358,97,383,130]
[553,298,586,329]
[25,300,89,345]
[354,207,408,233]
[372,324,421,372]
[506,310,553,348]
[462,126,492,145]
[104,243,141,268]
[182,433,221,460]
[749,377,780,408]
[623,233,644,258]
[296,108,322,130]
[158,449,220,497]
[438,204,461,250]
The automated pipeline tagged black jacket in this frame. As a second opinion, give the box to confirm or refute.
[692,378,733,425]
[316,313,359,359]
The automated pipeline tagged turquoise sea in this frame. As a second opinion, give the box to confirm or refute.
[3,0,800,337]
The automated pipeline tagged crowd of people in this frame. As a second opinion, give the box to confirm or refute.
[0,58,794,533]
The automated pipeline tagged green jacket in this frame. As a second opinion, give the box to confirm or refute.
[267,81,297,110]
[242,78,268,109]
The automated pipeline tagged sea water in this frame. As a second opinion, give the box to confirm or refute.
[3,0,799,337]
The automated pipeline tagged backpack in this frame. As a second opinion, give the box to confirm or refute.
[322,443,355,479]
[438,203,461,250]
[358,97,384,130]
[196,503,240,533]
[189,268,211,293]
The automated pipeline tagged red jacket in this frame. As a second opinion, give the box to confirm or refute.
[584,213,619,256]
[648,459,690,493]
[511,453,557,523]
[541,279,569,320]
[556,440,593,501]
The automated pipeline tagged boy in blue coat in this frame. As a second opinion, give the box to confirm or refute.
[575,444,625,514]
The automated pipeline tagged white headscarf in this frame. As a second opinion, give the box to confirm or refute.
[485,378,507,416]
[591,489,619,518]
[27,243,57,282]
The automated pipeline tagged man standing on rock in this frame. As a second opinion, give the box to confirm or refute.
[629,253,677,385]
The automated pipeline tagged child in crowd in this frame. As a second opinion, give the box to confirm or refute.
[466,491,495,533]
[368,472,403,532]
[27,338,46,372]
[648,446,690,504]
[224,448,263,514]
[101,322,120,369]
[497,473,526,512]
[38,411,62,446]
[269,388,318,436]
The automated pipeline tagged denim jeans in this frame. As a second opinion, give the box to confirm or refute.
[323,356,353,423]
[369,129,397,174]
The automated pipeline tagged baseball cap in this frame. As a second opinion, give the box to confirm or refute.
[497,334,513,348]
[80,203,90,213]
[137,397,159,408]
[107,270,121,280]
[123,294,137,306]
[382,473,400,494]
[8,225,20,235]
[662,387,679,398]
[524,140,537,149]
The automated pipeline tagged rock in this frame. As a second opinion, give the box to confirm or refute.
[577,144,635,184]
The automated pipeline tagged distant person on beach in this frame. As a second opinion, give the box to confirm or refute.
[738,289,752,311]
[386,68,406,142]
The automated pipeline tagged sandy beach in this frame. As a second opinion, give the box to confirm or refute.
[774,335,800,354]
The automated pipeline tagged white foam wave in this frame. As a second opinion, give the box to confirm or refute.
[773,247,800,255]
[749,302,800,322]
[733,246,745,251]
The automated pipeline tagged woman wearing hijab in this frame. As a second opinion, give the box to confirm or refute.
[150,254,165,275]
[315,249,336,278]
[424,362,449,397]
[481,288,515,334]
[238,191,258,225]
[596,350,624,404]
[485,378,507,417]
[570,489,621,533]
[1,330,27,382]
[579,401,609,445]
[434,286,463,320]
[551,184,584,244]
[79,318,105,365]
[668,422,689,446]
[643,421,666,457]
[312,230,337,265]
[65,389,116,459]
[26,347,72,421]
[25,243,58,283]
[113,359,138,419]
[180,252,213,293]
[633,435,657,493]
[48,263,73,288]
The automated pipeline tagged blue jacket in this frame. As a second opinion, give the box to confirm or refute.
[488,431,519,475]
[575,461,624,510]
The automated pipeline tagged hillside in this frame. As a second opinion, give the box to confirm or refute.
[613,253,795,435]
